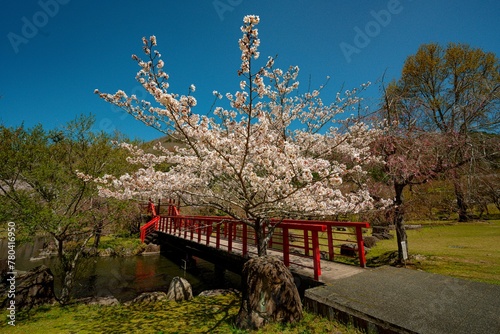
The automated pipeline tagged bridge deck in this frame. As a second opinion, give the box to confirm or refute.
[155,223,366,283]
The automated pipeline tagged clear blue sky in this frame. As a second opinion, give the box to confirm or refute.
[1,0,499,141]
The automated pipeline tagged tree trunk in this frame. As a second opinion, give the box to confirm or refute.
[255,218,268,257]
[236,256,303,330]
[58,233,94,304]
[394,182,408,264]
[93,221,103,250]
[452,171,469,222]
[56,237,64,258]
[59,268,74,305]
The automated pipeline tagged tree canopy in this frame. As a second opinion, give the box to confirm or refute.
[0,115,134,303]
[86,15,386,255]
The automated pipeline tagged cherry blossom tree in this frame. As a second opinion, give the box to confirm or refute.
[84,15,384,256]
[373,124,451,263]
[374,80,481,263]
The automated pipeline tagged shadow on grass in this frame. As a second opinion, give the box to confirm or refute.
[366,250,399,267]
[53,294,242,333]
[186,296,241,333]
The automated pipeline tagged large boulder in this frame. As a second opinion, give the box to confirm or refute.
[235,256,303,330]
[1,265,56,310]
[166,276,193,301]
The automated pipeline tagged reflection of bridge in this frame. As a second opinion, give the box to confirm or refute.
[140,201,369,281]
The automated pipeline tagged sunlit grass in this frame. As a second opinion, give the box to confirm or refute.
[366,220,500,285]
[0,294,362,334]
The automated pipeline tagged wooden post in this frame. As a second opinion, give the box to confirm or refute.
[356,226,367,268]
[242,223,248,257]
[283,227,290,267]
[327,225,334,261]
[312,230,321,280]
[216,223,221,249]
[228,222,233,253]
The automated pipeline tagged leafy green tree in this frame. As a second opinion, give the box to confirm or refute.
[386,43,500,221]
[0,115,133,303]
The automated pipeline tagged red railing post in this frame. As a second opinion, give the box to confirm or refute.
[312,230,321,280]
[228,222,233,252]
[327,225,334,261]
[186,218,191,240]
[197,220,202,243]
[356,226,367,268]
[282,226,290,267]
[183,218,188,239]
[242,223,248,257]
[216,222,221,249]
[206,224,212,246]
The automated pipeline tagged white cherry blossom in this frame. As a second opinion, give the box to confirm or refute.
[85,16,384,256]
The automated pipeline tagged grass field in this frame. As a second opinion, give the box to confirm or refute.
[2,220,498,332]
[365,220,500,285]
[1,294,362,334]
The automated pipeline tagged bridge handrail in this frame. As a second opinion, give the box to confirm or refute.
[139,201,369,281]
[140,216,160,243]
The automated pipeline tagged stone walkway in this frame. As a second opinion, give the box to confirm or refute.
[304,266,500,334]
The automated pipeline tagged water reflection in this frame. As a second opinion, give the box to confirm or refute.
[1,238,240,302]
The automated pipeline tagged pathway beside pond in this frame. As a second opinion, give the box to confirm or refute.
[304,265,500,333]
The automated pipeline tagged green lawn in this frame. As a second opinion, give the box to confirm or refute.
[3,221,498,332]
[1,294,361,334]
[366,220,500,285]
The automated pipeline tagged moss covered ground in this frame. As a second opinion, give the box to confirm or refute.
[1,294,361,333]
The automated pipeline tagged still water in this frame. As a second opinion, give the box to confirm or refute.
[1,238,240,302]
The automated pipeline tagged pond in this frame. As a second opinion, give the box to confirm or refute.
[0,238,241,302]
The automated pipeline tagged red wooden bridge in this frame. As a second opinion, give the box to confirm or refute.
[140,200,370,281]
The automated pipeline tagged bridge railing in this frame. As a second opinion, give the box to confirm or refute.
[140,216,160,243]
[139,201,369,280]
[276,219,370,268]
[146,215,368,281]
